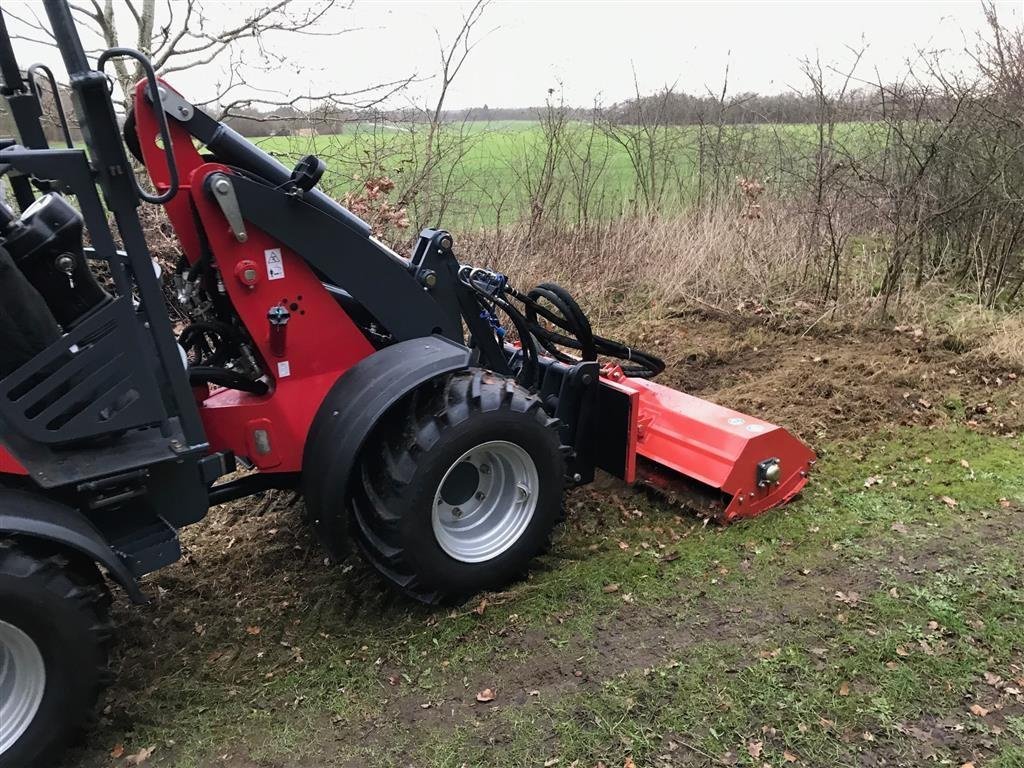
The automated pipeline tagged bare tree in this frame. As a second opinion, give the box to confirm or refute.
[5,0,410,118]
[394,0,492,229]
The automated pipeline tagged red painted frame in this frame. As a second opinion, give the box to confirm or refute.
[133,80,374,471]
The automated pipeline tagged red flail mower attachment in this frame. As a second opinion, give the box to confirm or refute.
[598,365,816,522]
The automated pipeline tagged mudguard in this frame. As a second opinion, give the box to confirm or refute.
[302,335,472,558]
[0,488,146,602]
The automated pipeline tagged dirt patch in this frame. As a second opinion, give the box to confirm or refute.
[639,312,1023,443]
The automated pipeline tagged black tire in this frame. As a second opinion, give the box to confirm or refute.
[348,369,565,604]
[0,540,112,768]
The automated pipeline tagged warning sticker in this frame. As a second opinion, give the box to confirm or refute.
[277,361,291,378]
[265,248,285,280]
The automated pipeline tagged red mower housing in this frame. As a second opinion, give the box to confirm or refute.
[599,365,815,522]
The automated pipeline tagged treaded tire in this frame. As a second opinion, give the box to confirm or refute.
[0,540,112,768]
[349,369,565,604]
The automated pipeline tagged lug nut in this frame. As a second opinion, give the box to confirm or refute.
[475,491,486,501]
[452,507,462,518]
[479,464,490,474]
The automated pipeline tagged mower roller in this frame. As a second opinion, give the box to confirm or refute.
[0,2,814,765]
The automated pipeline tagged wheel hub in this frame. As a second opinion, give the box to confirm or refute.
[439,461,481,506]
[0,619,46,756]
[432,440,539,563]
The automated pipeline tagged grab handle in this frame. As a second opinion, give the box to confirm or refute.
[26,63,75,148]
[97,47,178,204]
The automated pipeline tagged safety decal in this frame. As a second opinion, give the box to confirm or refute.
[265,248,285,280]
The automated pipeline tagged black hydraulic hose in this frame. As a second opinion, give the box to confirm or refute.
[466,282,541,388]
[188,366,268,395]
[179,320,245,367]
[488,293,541,387]
[524,283,597,363]
[513,282,665,379]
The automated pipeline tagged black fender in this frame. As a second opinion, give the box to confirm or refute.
[0,488,146,602]
[302,335,472,558]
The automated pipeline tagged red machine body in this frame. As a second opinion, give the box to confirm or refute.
[0,449,26,476]
[133,83,374,472]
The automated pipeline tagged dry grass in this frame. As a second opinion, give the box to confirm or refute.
[138,191,1018,357]
[460,204,814,323]
[976,312,1024,369]
[456,202,940,336]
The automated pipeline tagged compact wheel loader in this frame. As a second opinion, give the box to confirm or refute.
[0,2,815,765]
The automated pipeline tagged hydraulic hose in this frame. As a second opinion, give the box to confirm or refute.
[188,365,268,395]
[466,276,665,381]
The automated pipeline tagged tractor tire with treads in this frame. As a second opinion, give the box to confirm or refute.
[0,540,112,768]
[349,369,565,604]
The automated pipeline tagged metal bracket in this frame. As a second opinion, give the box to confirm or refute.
[156,84,194,122]
[208,173,248,242]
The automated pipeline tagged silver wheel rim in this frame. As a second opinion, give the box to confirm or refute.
[431,440,540,563]
[0,619,46,756]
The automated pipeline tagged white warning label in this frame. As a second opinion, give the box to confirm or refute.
[265,248,285,280]
[277,361,291,378]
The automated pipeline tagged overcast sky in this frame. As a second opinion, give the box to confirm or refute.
[8,0,1022,110]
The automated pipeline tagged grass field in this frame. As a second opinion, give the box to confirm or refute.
[65,312,1024,768]
[248,121,856,230]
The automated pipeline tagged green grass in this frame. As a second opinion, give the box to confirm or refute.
[69,424,1024,767]
[249,121,877,230]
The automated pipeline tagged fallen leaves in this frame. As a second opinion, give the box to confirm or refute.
[475,687,496,703]
[939,495,958,508]
[834,590,861,606]
[747,740,764,758]
[110,744,125,759]
[864,475,884,488]
[125,746,156,765]
[969,703,989,717]
[602,583,620,594]
[245,625,261,636]
[838,681,851,697]
[890,521,909,534]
